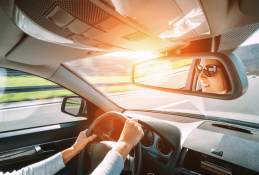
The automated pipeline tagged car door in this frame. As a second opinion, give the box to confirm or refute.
[0,68,103,174]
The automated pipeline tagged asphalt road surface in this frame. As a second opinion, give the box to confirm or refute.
[0,77,259,133]
[0,103,86,132]
[111,76,259,123]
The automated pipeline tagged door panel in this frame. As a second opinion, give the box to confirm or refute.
[0,68,105,174]
[0,121,89,152]
[0,120,89,174]
[0,147,38,164]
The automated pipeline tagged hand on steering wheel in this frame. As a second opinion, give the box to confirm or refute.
[112,119,144,161]
[72,129,97,154]
[77,112,144,175]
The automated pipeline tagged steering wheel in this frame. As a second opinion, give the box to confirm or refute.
[77,111,142,175]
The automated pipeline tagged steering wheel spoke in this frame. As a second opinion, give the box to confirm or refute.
[124,149,136,175]
[85,142,97,158]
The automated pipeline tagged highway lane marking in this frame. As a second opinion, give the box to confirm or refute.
[153,100,189,110]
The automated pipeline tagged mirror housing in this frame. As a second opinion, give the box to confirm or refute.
[132,52,248,100]
[61,96,86,116]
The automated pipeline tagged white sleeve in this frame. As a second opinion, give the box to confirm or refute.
[0,153,66,175]
[91,150,124,175]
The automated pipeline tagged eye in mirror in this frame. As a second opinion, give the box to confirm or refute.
[61,96,84,116]
[132,53,248,100]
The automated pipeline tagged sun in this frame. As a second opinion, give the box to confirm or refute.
[105,51,159,60]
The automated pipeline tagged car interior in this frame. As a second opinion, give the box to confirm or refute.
[1,0,259,175]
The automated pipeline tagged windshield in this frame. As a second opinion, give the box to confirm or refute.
[65,29,259,124]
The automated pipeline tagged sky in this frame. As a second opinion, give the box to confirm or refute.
[240,29,259,46]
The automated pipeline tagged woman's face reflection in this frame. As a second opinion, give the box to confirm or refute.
[198,59,228,94]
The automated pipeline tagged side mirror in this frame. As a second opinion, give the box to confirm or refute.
[132,52,248,100]
[61,96,85,116]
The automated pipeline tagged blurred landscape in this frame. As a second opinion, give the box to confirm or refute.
[66,53,149,93]
[0,75,74,103]
[234,44,259,75]
[1,53,149,103]
[2,43,259,104]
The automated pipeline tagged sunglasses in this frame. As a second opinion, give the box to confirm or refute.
[195,65,220,77]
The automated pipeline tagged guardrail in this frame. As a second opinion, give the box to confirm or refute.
[1,82,131,94]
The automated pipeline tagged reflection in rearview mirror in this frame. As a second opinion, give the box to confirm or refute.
[134,58,231,94]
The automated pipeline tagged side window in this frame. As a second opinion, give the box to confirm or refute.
[0,68,86,132]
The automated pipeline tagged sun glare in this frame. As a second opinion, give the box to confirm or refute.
[106,51,159,60]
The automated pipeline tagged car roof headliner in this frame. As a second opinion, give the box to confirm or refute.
[1,0,259,78]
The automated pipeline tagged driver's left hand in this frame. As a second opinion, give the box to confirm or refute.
[72,129,97,153]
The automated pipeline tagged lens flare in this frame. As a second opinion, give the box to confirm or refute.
[105,52,159,60]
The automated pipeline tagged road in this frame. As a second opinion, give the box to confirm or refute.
[0,103,86,132]
[111,76,259,123]
[0,77,259,132]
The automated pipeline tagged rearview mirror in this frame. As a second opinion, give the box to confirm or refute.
[132,52,248,100]
[61,96,85,116]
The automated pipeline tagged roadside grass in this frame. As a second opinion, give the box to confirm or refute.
[3,75,56,86]
[0,75,139,103]
[0,90,75,103]
[0,75,75,103]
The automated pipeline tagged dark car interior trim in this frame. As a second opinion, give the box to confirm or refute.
[0,120,89,153]
[0,147,38,165]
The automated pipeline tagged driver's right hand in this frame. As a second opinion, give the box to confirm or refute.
[112,118,144,161]
[118,118,144,149]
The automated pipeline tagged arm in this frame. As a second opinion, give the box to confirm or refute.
[91,119,144,175]
[0,129,96,175]
[0,153,66,175]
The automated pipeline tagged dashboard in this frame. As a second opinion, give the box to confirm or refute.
[141,128,173,159]
[95,118,175,160]
[124,110,259,175]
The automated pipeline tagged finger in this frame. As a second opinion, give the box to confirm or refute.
[87,134,97,142]
[130,118,138,123]
[83,129,88,133]
[140,130,144,140]
[140,130,145,140]
[135,122,143,130]
[136,124,143,132]
[140,132,144,140]
[135,122,142,128]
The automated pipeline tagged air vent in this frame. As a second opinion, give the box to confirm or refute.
[140,130,155,148]
[122,32,149,42]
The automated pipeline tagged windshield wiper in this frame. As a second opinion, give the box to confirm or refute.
[212,123,252,134]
